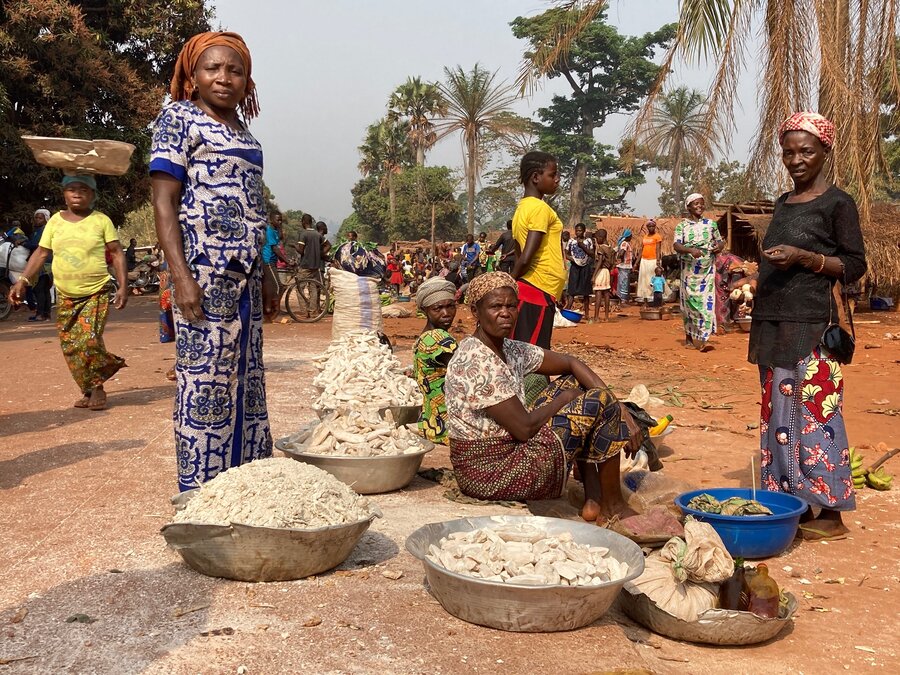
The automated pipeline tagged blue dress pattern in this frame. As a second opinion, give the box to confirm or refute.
[150,100,272,492]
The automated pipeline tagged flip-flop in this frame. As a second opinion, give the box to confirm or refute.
[798,524,849,541]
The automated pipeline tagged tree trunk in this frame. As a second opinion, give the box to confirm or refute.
[388,172,397,234]
[466,133,477,235]
[568,115,593,227]
[671,146,683,212]
[416,143,425,166]
[568,160,587,226]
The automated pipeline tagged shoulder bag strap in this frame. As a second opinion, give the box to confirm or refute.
[832,278,855,338]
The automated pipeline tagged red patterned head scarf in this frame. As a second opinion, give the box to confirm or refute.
[169,31,260,120]
[778,112,834,149]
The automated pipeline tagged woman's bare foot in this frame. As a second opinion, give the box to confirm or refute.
[597,502,640,523]
[696,341,712,352]
[88,386,107,411]
[165,367,176,381]
[581,499,601,522]
[74,394,91,408]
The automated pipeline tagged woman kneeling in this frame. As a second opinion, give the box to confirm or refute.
[445,272,641,522]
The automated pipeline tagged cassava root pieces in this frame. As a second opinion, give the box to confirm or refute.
[426,523,629,586]
[285,409,433,457]
[173,458,374,529]
[312,331,421,412]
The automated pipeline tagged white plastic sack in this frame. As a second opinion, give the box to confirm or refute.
[330,268,383,340]
[0,241,29,277]
[381,304,412,318]
[625,555,719,622]
[660,518,733,584]
[553,307,577,328]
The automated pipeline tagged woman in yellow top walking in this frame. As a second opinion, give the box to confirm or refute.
[8,175,127,410]
[511,151,566,348]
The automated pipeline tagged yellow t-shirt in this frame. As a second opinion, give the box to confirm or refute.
[512,196,566,299]
[39,211,118,297]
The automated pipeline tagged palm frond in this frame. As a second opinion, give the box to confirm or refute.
[515,0,607,96]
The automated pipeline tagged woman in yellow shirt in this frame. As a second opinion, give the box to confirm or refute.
[511,151,566,348]
[8,175,127,410]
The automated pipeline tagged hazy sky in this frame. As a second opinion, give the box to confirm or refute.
[212,0,760,226]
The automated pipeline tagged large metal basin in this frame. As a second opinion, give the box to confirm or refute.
[276,439,431,494]
[405,515,644,632]
[162,490,379,582]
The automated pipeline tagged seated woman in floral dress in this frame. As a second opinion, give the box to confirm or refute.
[444,272,642,522]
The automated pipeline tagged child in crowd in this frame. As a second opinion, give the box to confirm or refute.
[651,266,666,307]
[592,228,614,322]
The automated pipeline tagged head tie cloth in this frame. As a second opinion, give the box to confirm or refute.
[684,192,704,209]
[416,277,456,310]
[34,208,51,222]
[169,31,260,120]
[617,228,633,248]
[61,174,97,191]
[465,271,518,306]
[778,111,834,149]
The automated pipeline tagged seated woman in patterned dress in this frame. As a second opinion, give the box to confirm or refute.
[412,277,459,444]
[444,272,642,522]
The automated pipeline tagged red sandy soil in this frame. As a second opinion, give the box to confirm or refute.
[1,298,898,674]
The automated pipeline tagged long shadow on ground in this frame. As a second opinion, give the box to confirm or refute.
[0,438,146,490]
[0,564,213,674]
[0,385,173,439]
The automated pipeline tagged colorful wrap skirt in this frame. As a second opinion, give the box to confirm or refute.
[56,288,126,394]
[172,258,272,492]
[759,346,855,510]
[450,375,628,501]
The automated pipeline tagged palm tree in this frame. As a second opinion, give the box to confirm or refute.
[438,64,518,235]
[387,77,447,166]
[639,87,719,208]
[523,0,900,224]
[358,118,414,231]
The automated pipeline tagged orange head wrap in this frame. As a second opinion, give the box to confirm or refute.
[169,31,260,120]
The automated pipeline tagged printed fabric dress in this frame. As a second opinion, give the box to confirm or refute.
[760,348,854,510]
[150,100,272,492]
[445,337,628,502]
[413,329,458,444]
[674,217,723,341]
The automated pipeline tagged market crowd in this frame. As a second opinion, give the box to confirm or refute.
[6,30,866,539]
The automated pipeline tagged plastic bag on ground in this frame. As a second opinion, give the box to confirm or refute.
[553,307,577,328]
[622,470,694,514]
[622,384,666,408]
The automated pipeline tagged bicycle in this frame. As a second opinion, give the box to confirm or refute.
[282,265,331,323]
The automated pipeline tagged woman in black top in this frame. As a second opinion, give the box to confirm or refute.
[750,112,866,541]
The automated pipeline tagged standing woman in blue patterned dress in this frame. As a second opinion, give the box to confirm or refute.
[150,32,278,492]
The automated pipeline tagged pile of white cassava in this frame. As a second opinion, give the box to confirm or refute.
[283,408,432,457]
[311,331,421,413]
[173,458,374,529]
[427,523,629,586]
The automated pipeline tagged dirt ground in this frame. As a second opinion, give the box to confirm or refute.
[1,298,898,674]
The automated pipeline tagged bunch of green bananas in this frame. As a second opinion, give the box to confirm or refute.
[850,447,894,491]
[867,466,894,491]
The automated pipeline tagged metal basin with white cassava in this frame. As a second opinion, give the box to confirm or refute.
[405,515,644,632]
[277,406,432,494]
[162,489,380,582]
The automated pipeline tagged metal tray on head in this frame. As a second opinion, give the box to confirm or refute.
[22,136,135,176]
[405,514,645,632]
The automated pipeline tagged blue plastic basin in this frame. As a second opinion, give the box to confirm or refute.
[559,308,583,323]
[675,488,807,559]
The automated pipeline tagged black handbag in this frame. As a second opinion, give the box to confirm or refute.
[821,280,855,364]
